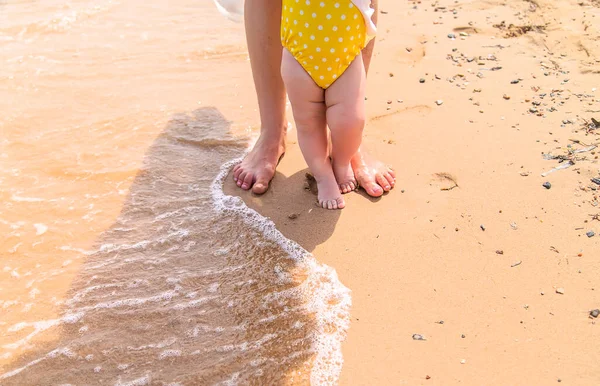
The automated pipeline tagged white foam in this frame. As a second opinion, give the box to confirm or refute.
[158,349,181,360]
[210,157,352,385]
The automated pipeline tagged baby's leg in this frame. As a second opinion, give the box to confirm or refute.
[281,49,345,210]
[325,54,366,193]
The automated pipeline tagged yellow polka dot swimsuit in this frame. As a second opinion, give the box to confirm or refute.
[281,0,374,89]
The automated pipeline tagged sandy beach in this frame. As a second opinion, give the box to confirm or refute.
[226,0,600,383]
[1,0,599,384]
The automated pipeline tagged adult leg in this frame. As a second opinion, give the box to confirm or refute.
[351,0,396,197]
[232,1,287,194]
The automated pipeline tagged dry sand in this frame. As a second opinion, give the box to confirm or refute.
[225,0,600,384]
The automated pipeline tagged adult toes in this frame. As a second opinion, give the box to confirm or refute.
[384,172,395,187]
[237,171,247,187]
[233,165,243,181]
[363,182,384,197]
[376,173,391,192]
[252,173,270,195]
[241,172,254,190]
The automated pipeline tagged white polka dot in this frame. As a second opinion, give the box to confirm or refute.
[326,14,331,19]
[320,75,324,80]
[354,14,358,19]
[300,10,304,15]
[338,37,343,42]
[304,44,308,48]
[303,61,307,64]
[305,0,310,4]
[343,47,348,52]
[314,65,319,70]
[333,74,337,78]
[350,36,354,41]
[356,24,360,29]
[330,48,335,53]
[299,32,303,36]
[327,67,332,71]
[322,58,326,62]
[309,55,313,59]
[358,33,362,38]
[316,47,321,52]
[286,18,288,22]
[341,14,346,20]
[310,35,315,40]
[324,37,329,42]
[294,40,297,45]
[318,25,323,30]
[346,26,351,31]
[336,58,340,62]
[348,2,354,7]
[335,2,340,8]
[305,22,309,27]
[320,1,325,7]
[294,20,297,25]
[333,26,338,31]
[284,5,287,10]
[325,83,331,87]
[312,12,317,18]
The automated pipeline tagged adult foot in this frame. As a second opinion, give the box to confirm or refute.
[232,131,286,194]
[316,174,346,210]
[332,161,358,194]
[350,147,396,197]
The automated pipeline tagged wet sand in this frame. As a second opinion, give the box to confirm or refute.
[226,0,600,384]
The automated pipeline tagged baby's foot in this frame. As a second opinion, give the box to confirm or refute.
[333,161,358,194]
[315,174,345,210]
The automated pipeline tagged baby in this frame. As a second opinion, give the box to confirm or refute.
[280,0,376,210]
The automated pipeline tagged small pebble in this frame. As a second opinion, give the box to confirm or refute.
[496,250,504,255]
[543,182,552,189]
[288,213,299,220]
[590,309,599,318]
[436,100,444,106]
[460,359,466,364]
[556,288,565,294]
[448,33,456,39]
[461,334,466,338]
[412,334,426,341]
[480,224,486,231]
[586,231,595,238]
[420,78,426,83]
[511,79,520,84]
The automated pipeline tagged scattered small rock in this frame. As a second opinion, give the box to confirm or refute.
[420,78,426,83]
[590,309,599,318]
[556,288,565,294]
[461,334,466,338]
[586,231,595,238]
[543,182,552,189]
[448,33,456,39]
[480,224,486,231]
[412,334,426,341]
[460,359,466,364]
[426,375,431,380]
[511,79,520,84]
[503,94,511,100]
[288,213,299,220]
[496,250,504,255]
[436,100,444,106]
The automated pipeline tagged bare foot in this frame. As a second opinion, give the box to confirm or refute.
[350,147,396,197]
[232,131,286,194]
[332,160,357,194]
[316,173,345,210]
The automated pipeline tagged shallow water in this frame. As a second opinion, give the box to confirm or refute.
[0,1,350,384]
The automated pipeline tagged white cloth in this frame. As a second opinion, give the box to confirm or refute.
[350,0,377,44]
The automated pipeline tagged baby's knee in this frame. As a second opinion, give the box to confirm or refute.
[331,109,365,131]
